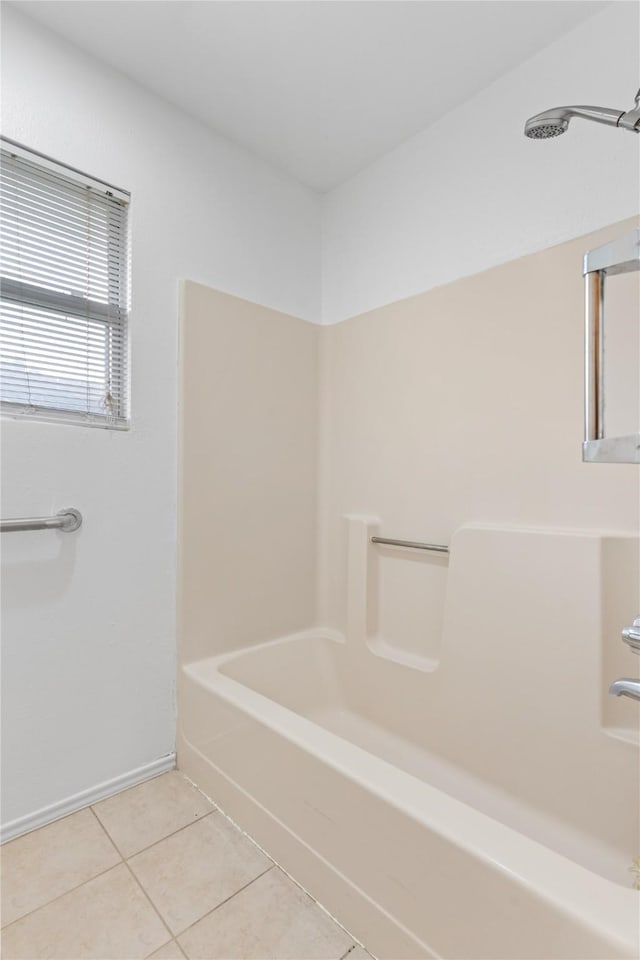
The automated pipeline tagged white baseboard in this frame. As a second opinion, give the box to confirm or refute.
[0,753,176,844]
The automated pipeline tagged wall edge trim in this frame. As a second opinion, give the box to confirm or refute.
[0,752,177,843]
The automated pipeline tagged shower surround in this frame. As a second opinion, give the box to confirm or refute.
[177,219,640,959]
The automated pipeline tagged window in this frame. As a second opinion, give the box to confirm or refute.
[0,140,130,428]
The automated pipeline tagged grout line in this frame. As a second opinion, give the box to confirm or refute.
[1,776,264,952]
[153,942,186,960]
[339,946,358,960]
[122,858,175,948]
[4,769,370,956]
[122,810,216,862]
[0,861,125,933]
[88,805,126,861]
[87,806,175,951]
[173,864,274,941]
[180,773,278,865]
[2,798,200,939]
[89,784,216,860]
[180,771,372,956]
[99,791,275,945]
[91,803,216,861]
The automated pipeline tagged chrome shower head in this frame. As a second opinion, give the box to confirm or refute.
[524,117,568,139]
[524,88,640,139]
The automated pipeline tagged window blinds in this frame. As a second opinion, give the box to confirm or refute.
[0,143,130,427]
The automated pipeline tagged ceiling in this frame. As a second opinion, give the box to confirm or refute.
[13,1,606,192]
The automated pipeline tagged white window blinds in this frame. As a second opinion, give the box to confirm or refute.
[0,141,130,428]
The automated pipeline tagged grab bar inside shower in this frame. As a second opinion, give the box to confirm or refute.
[371,536,448,554]
[0,508,82,533]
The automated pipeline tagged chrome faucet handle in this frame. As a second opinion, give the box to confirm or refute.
[622,617,640,655]
[609,678,640,701]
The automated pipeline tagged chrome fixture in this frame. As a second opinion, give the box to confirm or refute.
[622,618,640,655]
[609,618,640,703]
[371,536,448,554]
[582,228,640,464]
[609,679,640,702]
[524,87,640,138]
[0,508,82,533]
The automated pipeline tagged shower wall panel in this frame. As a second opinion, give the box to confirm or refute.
[316,217,640,641]
[179,283,319,664]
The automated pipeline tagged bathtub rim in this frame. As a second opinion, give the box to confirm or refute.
[181,626,639,955]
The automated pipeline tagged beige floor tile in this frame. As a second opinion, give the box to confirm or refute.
[0,863,170,959]
[1,808,120,927]
[93,772,213,858]
[178,867,355,960]
[147,940,186,959]
[129,813,271,935]
[344,948,373,960]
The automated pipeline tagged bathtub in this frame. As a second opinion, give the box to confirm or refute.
[178,628,640,960]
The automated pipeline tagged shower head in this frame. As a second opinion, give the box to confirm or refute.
[524,116,568,139]
[524,88,640,139]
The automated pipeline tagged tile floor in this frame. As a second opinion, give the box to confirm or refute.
[1,771,372,960]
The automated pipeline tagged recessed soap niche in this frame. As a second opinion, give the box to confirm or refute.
[346,514,447,671]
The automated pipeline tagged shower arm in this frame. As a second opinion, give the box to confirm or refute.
[580,87,640,131]
[618,87,640,130]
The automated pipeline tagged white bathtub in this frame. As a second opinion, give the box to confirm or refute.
[178,628,640,960]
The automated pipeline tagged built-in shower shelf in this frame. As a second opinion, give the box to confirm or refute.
[366,636,439,673]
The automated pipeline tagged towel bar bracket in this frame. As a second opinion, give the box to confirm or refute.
[0,508,83,533]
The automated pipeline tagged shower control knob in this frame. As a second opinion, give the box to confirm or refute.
[622,617,640,654]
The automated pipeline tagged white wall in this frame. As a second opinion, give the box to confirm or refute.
[0,6,321,832]
[321,2,640,323]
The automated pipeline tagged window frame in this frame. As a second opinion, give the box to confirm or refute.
[0,137,131,430]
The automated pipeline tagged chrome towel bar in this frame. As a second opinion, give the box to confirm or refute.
[371,536,448,554]
[0,508,82,533]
